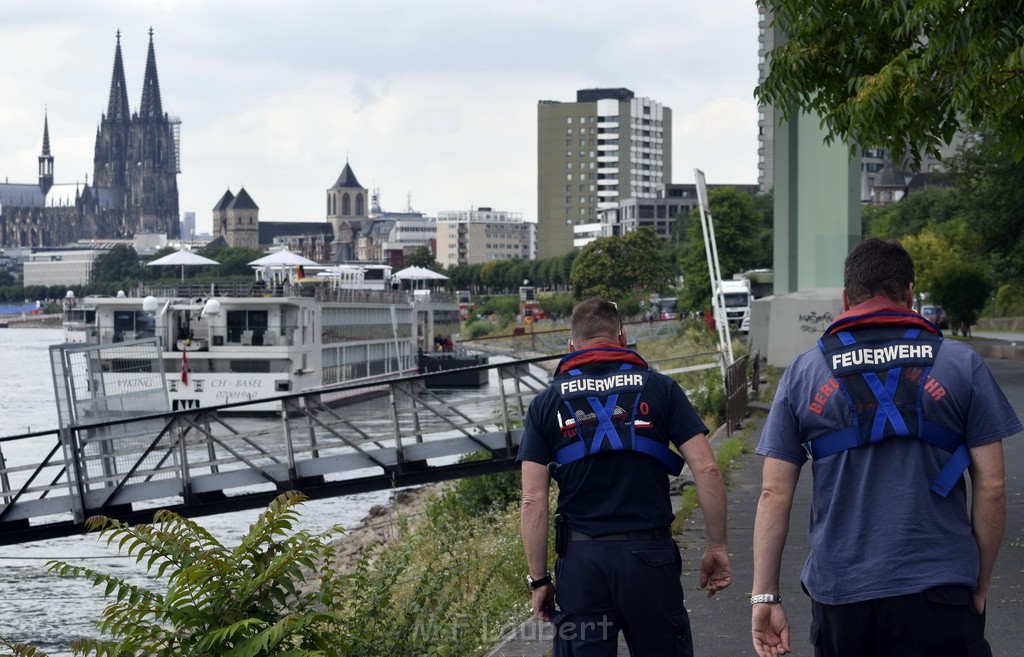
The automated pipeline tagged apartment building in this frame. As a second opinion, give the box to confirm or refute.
[537,88,672,258]
[436,208,534,265]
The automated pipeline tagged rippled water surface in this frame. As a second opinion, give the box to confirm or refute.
[0,327,395,654]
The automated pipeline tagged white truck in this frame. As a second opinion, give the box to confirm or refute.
[713,279,751,333]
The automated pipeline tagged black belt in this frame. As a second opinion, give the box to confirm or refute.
[569,527,671,541]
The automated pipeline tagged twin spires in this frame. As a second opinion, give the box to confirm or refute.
[104,28,164,122]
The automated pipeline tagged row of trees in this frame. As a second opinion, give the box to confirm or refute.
[435,187,772,313]
[757,0,1024,329]
[864,135,1024,331]
[90,244,264,283]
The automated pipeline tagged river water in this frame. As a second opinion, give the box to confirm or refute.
[0,327,399,654]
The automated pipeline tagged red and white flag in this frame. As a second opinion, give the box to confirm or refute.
[181,349,190,386]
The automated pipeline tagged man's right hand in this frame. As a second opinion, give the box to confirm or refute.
[699,545,732,596]
[752,602,791,657]
[531,583,556,622]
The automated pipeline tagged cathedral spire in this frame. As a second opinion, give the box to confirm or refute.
[42,110,51,155]
[106,30,130,121]
[138,27,164,119]
[39,110,54,196]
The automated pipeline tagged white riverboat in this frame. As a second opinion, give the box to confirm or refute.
[61,265,460,412]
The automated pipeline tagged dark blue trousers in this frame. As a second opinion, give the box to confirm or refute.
[810,586,991,657]
[552,537,693,657]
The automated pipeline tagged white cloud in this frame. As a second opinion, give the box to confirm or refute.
[0,0,761,234]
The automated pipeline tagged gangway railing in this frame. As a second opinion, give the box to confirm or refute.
[0,354,558,545]
[0,340,741,546]
[462,318,686,356]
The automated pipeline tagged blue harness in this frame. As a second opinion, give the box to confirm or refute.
[808,326,970,497]
[552,363,684,475]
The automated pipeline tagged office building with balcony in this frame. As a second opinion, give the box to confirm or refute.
[537,88,671,258]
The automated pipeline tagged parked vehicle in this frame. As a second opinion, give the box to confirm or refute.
[646,295,680,321]
[713,279,751,333]
[921,305,949,329]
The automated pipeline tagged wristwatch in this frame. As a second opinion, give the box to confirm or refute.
[526,571,552,590]
[750,593,782,605]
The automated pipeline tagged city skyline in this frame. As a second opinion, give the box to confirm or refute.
[0,0,760,235]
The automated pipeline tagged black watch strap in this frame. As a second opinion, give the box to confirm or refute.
[527,572,552,590]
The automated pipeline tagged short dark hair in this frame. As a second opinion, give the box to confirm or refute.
[571,298,622,343]
[844,238,915,305]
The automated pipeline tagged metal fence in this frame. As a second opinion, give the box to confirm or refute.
[724,350,760,437]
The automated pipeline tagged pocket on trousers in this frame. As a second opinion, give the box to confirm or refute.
[808,617,821,646]
[630,548,677,568]
[669,611,694,657]
[966,638,993,657]
[925,585,971,606]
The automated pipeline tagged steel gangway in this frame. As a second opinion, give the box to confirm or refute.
[0,333,724,546]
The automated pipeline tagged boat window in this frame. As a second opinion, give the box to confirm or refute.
[226,310,269,345]
[229,360,271,373]
[113,310,156,341]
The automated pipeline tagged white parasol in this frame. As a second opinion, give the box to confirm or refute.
[393,266,449,281]
[248,248,319,268]
[147,249,220,281]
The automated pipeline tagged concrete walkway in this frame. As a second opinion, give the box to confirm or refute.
[488,343,1024,657]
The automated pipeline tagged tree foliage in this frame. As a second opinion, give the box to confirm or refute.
[863,186,959,239]
[90,244,148,284]
[758,0,1024,165]
[404,245,438,269]
[930,265,992,336]
[677,187,769,311]
[36,491,347,656]
[198,245,265,278]
[947,136,1024,281]
[570,227,673,300]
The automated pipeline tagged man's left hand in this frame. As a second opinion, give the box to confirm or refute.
[699,545,732,597]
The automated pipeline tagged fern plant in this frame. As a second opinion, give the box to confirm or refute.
[17,491,347,657]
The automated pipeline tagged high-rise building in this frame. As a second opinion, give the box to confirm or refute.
[757,8,776,193]
[537,88,672,258]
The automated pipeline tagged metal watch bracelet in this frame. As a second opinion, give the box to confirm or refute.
[750,593,782,605]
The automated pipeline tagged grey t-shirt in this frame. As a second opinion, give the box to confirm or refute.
[758,338,1021,605]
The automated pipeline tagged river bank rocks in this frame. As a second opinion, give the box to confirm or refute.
[324,482,448,575]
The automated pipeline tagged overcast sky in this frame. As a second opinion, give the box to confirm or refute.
[0,0,761,234]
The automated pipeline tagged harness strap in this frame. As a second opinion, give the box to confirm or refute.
[553,435,684,476]
[804,421,969,497]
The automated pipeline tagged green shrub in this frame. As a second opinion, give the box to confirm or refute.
[687,368,727,428]
[1,488,532,657]
[466,321,496,339]
[538,293,574,320]
[4,491,348,656]
[995,283,1024,317]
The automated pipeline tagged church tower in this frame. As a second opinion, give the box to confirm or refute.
[38,112,54,197]
[326,162,367,260]
[224,187,259,249]
[128,28,180,237]
[93,30,130,192]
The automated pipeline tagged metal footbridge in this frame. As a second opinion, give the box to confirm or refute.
[0,320,726,545]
